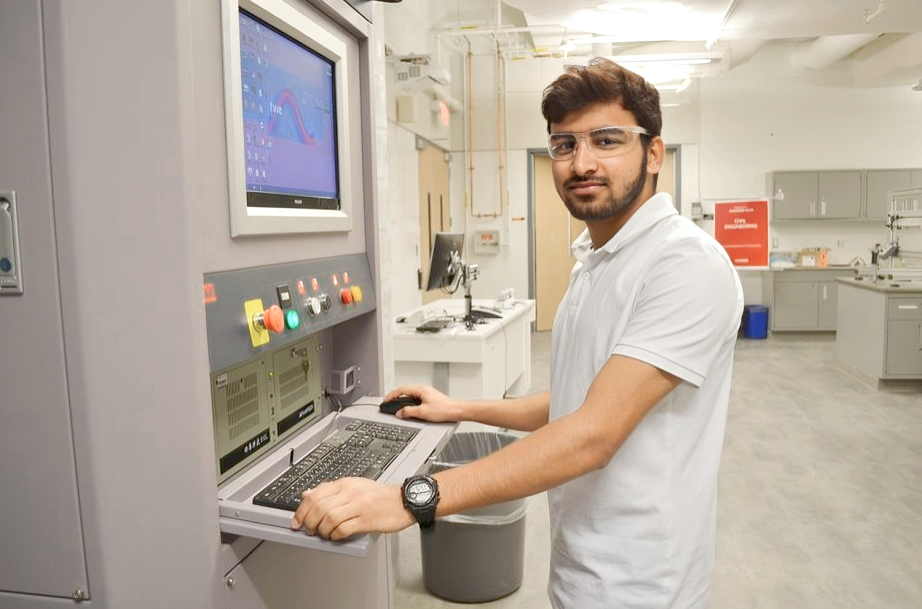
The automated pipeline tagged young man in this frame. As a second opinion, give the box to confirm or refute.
[292,58,744,609]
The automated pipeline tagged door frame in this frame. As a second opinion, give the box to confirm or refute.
[527,144,684,304]
[526,148,546,311]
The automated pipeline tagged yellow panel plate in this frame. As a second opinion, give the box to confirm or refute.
[244,298,270,348]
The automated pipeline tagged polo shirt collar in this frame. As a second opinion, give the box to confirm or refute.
[571,192,677,263]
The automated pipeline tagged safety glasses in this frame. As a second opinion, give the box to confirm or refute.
[547,126,649,161]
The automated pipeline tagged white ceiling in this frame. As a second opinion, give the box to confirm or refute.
[431,0,922,88]
[503,0,922,41]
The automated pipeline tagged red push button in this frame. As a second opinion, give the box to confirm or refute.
[262,305,284,333]
[340,288,353,304]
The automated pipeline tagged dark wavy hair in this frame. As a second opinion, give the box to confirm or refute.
[541,58,662,139]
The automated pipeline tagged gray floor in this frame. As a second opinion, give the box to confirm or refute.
[394,332,922,608]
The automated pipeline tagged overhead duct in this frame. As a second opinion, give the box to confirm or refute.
[790,33,879,70]
[851,32,922,88]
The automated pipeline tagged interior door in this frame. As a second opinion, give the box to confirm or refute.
[533,154,583,331]
[657,147,676,203]
[418,145,451,304]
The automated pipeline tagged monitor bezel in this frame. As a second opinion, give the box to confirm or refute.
[425,232,464,292]
[221,0,354,236]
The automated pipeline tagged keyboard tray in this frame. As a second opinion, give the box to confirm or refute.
[253,419,418,511]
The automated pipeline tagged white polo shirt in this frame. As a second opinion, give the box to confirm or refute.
[548,193,744,609]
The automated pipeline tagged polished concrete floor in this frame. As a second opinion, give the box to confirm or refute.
[393,332,922,608]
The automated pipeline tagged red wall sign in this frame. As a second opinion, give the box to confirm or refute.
[714,200,769,267]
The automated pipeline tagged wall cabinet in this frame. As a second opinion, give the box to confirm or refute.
[865,169,922,219]
[771,170,862,220]
[771,269,855,331]
[771,168,922,221]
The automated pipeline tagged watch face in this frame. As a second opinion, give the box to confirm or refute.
[406,479,435,505]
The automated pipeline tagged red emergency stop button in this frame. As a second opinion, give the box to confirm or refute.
[340,288,353,304]
[262,304,285,333]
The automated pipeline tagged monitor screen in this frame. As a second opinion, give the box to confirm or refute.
[426,233,464,291]
[239,9,339,211]
[222,0,354,236]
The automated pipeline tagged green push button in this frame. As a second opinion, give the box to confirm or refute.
[285,308,301,330]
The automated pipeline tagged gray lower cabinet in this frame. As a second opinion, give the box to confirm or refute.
[886,300,922,376]
[771,269,853,331]
[837,281,922,382]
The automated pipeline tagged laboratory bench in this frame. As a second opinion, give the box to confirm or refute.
[392,299,535,400]
[835,277,922,387]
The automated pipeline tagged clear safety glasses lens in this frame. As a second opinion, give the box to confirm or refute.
[547,126,649,161]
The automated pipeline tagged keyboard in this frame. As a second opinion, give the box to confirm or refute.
[416,317,455,333]
[253,419,418,511]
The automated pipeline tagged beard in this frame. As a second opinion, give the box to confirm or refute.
[561,154,648,222]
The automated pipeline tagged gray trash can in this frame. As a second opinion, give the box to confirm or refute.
[421,431,527,603]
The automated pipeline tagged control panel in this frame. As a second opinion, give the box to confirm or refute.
[204,254,377,483]
[204,253,376,372]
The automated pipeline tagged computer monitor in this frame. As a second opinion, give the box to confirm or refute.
[221,0,354,236]
[425,233,464,291]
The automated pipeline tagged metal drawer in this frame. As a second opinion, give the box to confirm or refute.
[888,298,922,321]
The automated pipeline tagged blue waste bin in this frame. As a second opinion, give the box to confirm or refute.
[742,305,769,339]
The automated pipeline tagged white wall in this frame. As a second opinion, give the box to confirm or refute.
[379,12,922,315]
[698,41,922,267]
[379,0,455,321]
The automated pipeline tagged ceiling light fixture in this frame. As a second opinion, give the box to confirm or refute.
[610,52,723,66]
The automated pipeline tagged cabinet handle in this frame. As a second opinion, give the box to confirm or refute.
[822,284,827,301]
[820,198,827,216]
[810,200,816,216]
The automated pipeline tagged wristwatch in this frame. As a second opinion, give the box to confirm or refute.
[401,474,440,529]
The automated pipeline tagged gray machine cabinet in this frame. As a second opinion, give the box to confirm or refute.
[0,1,89,600]
[224,539,394,609]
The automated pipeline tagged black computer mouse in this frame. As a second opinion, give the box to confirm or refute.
[379,395,421,415]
